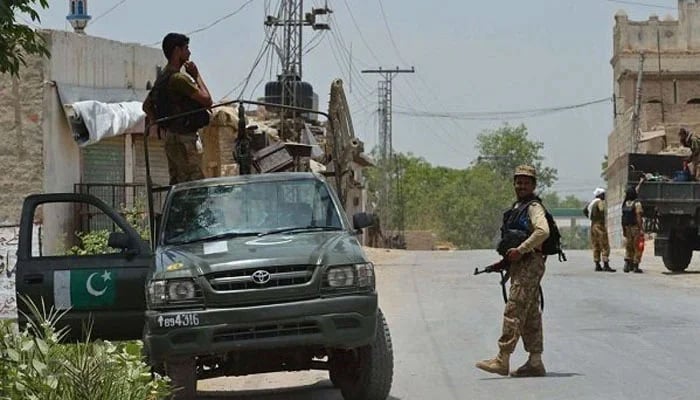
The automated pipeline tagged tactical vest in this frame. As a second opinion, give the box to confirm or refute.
[497,200,532,256]
[621,200,639,227]
[150,69,210,134]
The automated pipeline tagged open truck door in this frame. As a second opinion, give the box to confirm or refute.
[15,193,153,341]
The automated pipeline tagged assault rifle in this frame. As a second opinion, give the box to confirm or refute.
[474,259,510,304]
[473,257,544,310]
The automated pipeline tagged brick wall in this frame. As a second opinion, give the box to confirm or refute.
[0,55,45,225]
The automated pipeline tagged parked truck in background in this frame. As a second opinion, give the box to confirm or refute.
[619,153,699,272]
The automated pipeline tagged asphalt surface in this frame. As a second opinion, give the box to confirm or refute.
[198,248,700,400]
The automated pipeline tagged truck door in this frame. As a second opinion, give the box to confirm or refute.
[15,193,152,342]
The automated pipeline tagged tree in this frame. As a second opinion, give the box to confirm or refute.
[601,154,608,181]
[0,0,50,77]
[475,124,557,189]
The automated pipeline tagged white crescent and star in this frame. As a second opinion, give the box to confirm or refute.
[86,271,111,297]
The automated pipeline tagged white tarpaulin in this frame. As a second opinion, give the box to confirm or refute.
[70,101,145,147]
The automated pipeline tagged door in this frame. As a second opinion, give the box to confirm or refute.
[15,193,152,342]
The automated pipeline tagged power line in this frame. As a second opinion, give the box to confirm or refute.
[341,0,382,64]
[145,0,257,46]
[395,97,612,120]
[187,0,257,35]
[605,0,676,10]
[90,0,127,25]
[376,0,410,65]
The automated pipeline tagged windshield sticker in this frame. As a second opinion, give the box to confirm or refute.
[54,269,117,310]
[203,241,228,255]
[245,236,294,246]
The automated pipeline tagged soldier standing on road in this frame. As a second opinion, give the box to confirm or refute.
[587,188,615,272]
[143,32,213,185]
[679,128,700,180]
[476,165,549,378]
[621,179,645,273]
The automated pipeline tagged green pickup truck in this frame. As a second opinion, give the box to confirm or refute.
[15,172,393,400]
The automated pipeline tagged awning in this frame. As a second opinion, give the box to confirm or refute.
[55,84,149,147]
[639,129,666,143]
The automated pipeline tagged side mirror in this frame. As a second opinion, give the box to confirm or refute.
[108,232,137,256]
[352,212,376,230]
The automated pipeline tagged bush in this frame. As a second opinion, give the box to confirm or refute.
[0,298,171,400]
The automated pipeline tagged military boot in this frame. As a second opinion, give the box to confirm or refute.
[623,259,631,273]
[475,351,510,376]
[510,353,546,377]
[633,263,643,273]
[603,261,616,272]
[594,261,603,272]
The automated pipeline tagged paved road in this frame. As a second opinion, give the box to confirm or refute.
[198,248,700,400]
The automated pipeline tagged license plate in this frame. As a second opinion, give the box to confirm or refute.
[157,313,200,328]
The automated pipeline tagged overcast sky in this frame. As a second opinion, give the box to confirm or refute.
[30,0,681,199]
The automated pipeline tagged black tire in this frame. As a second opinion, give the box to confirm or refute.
[165,357,197,400]
[662,239,692,272]
[332,309,394,400]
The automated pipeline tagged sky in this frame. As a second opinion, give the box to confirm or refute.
[27,0,683,199]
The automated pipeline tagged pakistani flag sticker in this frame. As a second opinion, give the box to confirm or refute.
[54,269,117,310]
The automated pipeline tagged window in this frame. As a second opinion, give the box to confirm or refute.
[77,1,84,15]
[687,98,700,104]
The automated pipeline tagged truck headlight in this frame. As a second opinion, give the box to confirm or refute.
[325,263,375,289]
[148,279,201,306]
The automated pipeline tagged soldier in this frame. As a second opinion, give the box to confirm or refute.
[476,165,549,377]
[621,180,644,273]
[679,128,700,180]
[144,32,213,185]
[588,188,615,272]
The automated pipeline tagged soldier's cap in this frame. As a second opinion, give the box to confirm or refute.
[514,165,537,179]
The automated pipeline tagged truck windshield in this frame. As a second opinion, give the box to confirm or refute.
[163,179,344,245]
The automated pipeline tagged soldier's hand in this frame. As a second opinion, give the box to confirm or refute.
[184,61,199,79]
[506,248,522,262]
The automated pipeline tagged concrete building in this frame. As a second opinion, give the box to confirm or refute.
[607,0,700,245]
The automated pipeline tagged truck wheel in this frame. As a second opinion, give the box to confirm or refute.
[165,357,197,400]
[332,309,394,400]
[662,242,692,272]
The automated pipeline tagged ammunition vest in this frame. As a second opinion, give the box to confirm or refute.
[150,69,210,134]
[621,200,640,227]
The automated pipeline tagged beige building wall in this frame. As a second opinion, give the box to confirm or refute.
[0,30,164,252]
[607,1,700,245]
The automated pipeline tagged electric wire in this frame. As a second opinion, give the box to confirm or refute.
[90,0,127,25]
[340,0,382,64]
[376,0,410,66]
[186,0,257,35]
[605,0,676,10]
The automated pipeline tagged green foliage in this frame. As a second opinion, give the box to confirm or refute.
[0,297,170,400]
[0,0,50,77]
[366,124,562,249]
[475,124,558,189]
[601,154,608,181]
[65,204,151,256]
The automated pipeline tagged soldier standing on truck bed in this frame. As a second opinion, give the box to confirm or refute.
[143,32,213,185]
[621,179,645,273]
[585,188,615,272]
[679,128,700,181]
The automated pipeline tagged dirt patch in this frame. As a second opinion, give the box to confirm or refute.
[363,246,405,266]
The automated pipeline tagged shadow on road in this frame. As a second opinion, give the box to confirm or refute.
[197,379,402,400]
[479,371,583,380]
[662,271,700,275]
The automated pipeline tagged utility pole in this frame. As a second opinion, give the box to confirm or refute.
[265,1,331,120]
[362,66,414,241]
[631,52,645,153]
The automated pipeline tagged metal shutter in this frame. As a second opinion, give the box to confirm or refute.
[81,136,125,183]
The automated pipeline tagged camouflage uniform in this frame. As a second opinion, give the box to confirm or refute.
[161,65,205,185]
[621,199,644,272]
[589,199,610,263]
[165,131,204,185]
[687,132,700,180]
[498,202,548,355]
[476,165,549,378]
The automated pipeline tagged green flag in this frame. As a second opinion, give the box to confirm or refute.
[54,269,117,310]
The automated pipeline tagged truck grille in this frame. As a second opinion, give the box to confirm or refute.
[207,265,315,291]
[212,321,320,342]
